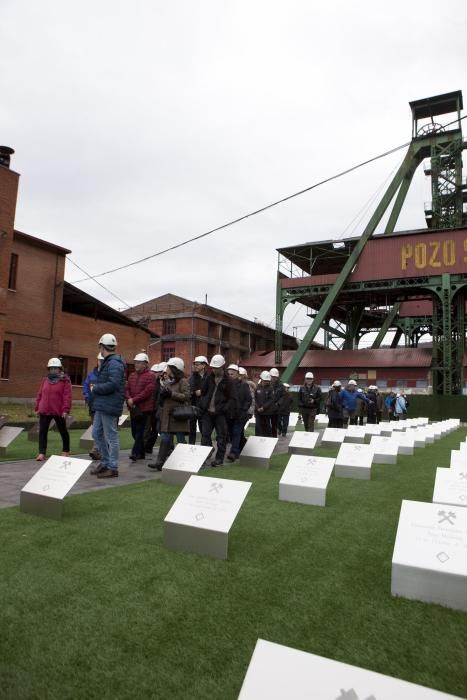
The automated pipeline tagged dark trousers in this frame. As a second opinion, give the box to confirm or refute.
[201,412,228,461]
[38,414,70,454]
[278,414,290,436]
[189,416,202,445]
[255,413,272,437]
[130,412,151,458]
[228,415,248,457]
[328,416,343,429]
[301,409,317,432]
[144,412,160,452]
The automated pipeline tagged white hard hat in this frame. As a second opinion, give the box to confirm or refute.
[210,354,225,368]
[227,364,239,372]
[167,357,185,372]
[357,388,363,393]
[99,333,117,347]
[238,367,247,376]
[47,357,62,368]
[396,393,401,398]
[283,383,290,388]
[159,362,168,372]
[150,364,160,372]
[134,352,149,363]
[305,372,314,379]
[97,353,104,360]
[260,370,272,381]
[269,368,280,377]
[332,380,341,387]
[348,379,357,386]
[194,355,208,364]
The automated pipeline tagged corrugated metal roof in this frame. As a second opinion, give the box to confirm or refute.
[241,348,438,369]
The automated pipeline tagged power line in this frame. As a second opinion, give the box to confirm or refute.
[66,258,132,309]
[70,141,411,284]
[70,112,467,285]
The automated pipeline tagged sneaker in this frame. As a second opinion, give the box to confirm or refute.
[129,454,137,462]
[89,449,101,460]
[90,463,107,475]
[226,454,236,463]
[35,453,46,462]
[97,469,119,479]
[211,459,223,467]
[148,463,162,472]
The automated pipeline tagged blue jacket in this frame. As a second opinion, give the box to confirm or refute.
[340,388,368,411]
[82,367,99,404]
[92,354,126,416]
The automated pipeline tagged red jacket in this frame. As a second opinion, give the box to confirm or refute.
[125,368,156,412]
[35,375,72,416]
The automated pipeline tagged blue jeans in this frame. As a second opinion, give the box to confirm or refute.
[93,412,119,470]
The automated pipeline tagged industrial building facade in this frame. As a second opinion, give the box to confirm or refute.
[125,293,298,368]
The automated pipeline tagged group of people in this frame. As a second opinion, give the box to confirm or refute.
[34,337,410,475]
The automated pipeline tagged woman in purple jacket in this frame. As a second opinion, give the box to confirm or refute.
[34,357,72,461]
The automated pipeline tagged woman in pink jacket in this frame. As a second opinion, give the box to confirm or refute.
[34,357,72,461]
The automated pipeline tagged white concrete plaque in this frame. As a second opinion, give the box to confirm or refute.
[335,443,374,480]
[363,424,382,442]
[288,431,320,455]
[118,413,129,426]
[238,639,462,700]
[370,436,399,464]
[0,426,23,454]
[279,455,335,506]
[238,436,278,469]
[320,427,347,448]
[20,455,92,520]
[163,475,252,559]
[433,468,467,508]
[314,413,329,428]
[79,425,94,450]
[405,429,427,449]
[391,431,415,455]
[287,412,299,429]
[161,443,214,485]
[343,425,366,443]
[391,499,467,612]
[450,450,466,469]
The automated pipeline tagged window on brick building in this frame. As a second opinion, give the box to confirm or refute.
[161,343,176,362]
[1,341,11,379]
[61,356,87,385]
[162,318,176,335]
[8,254,18,291]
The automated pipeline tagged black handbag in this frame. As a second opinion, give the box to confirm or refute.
[172,405,200,420]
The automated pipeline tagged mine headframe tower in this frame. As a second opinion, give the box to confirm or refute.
[276,90,467,394]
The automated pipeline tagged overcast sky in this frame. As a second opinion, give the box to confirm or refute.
[3,1,467,340]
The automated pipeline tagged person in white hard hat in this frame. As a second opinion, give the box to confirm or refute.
[125,352,156,462]
[255,370,275,436]
[144,362,167,455]
[82,352,104,461]
[225,364,252,462]
[269,368,286,438]
[148,357,191,470]
[199,354,239,466]
[277,383,293,437]
[340,379,366,428]
[91,333,126,478]
[298,371,322,432]
[188,355,209,445]
[239,367,256,449]
[394,392,407,421]
[34,357,72,461]
[325,380,344,428]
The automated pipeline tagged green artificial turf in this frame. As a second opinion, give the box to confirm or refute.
[1,430,467,699]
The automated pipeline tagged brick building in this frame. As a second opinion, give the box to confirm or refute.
[125,293,298,367]
[0,147,153,401]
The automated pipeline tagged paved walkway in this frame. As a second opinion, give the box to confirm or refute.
[0,437,292,509]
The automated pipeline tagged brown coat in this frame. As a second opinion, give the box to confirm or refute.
[159,377,191,433]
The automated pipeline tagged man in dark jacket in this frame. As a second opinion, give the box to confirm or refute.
[255,371,275,437]
[226,364,252,462]
[200,354,238,466]
[126,352,156,462]
[188,355,210,445]
[298,372,322,431]
[326,380,344,428]
[91,333,126,478]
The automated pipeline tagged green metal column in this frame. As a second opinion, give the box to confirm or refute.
[372,303,401,348]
